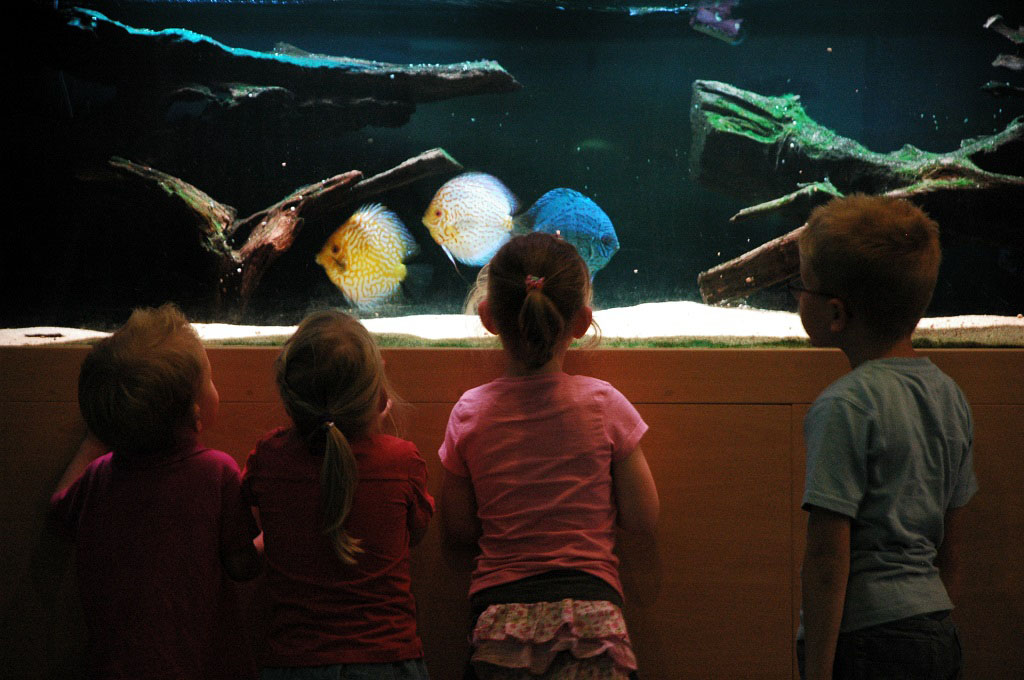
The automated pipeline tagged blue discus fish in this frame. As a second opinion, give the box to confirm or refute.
[422,173,619,276]
[513,188,620,278]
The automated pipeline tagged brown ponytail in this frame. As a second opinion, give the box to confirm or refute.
[275,311,392,564]
[477,232,596,369]
[320,422,363,564]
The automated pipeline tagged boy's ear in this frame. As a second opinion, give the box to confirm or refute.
[478,299,499,335]
[570,305,593,339]
[191,403,204,433]
[827,297,849,334]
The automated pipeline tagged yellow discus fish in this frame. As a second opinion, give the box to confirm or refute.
[421,172,519,266]
[315,204,419,308]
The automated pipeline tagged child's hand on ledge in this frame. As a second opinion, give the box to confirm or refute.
[53,432,109,497]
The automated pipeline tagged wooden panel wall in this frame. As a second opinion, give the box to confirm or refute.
[1,347,1021,679]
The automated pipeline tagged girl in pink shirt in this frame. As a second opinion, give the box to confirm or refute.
[243,311,434,680]
[440,232,660,680]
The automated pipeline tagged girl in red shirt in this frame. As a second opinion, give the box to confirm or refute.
[440,232,660,680]
[244,311,434,680]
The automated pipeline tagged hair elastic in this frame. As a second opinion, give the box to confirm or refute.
[525,275,546,292]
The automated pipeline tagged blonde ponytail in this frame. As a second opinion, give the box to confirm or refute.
[276,311,394,566]
[320,422,363,564]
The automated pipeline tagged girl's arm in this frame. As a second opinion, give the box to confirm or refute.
[440,470,481,546]
[409,517,428,547]
[250,507,265,556]
[611,444,659,536]
[223,464,263,581]
[222,540,261,582]
[801,506,851,680]
[407,455,434,548]
[221,500,262,582]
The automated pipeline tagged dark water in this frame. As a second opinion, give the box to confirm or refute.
[11,0,1023,328]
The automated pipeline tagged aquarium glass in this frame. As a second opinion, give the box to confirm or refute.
[15,0,1023,337]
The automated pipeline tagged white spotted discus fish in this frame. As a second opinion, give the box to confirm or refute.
[421,172,520,267]
[422,172,620,276]
[315,204,419,308]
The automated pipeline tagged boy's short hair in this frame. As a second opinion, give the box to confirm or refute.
[800,194,941,343]
[78,303,205,458]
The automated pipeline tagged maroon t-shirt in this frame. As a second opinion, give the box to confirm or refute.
[242,428,434,667]
[50,444,260,680]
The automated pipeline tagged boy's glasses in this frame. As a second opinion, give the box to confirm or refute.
[786,278,836,300]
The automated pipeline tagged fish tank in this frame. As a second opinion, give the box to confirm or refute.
[11,0,1024,346]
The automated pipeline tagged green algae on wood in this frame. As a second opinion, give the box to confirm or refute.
[690,80,1024,305]
[691,80,1024,203]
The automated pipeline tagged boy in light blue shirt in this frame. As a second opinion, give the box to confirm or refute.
[792,195,977,680]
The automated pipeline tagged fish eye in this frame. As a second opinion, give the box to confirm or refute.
[331,245,339,254]
[435,210,442,217]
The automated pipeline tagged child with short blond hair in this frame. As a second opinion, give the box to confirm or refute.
[51,303,260,680]
[792,195,977,680]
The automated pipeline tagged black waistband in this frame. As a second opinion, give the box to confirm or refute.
[470,569,622,620]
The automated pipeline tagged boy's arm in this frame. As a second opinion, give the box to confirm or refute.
[53,433,108,497]
[936,505,967,607]
[801,506,851,680]
[611,444,660,536]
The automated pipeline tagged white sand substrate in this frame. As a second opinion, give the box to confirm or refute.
[3,302,1022,347]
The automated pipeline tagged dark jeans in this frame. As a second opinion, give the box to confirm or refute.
[797,611,962,680]
[261,658,429,680]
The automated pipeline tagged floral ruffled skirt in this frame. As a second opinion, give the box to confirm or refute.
[470,599,637,680]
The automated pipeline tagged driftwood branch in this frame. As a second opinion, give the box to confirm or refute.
[728,180,842,223]
[41,6,521,139]
[697,227,804,304]
[983,14,1024,48]
[690,80,1024,304]
[699,175,1024,304]
[981,15,1024,98]
[47,8,521,101]
[86,149,463,316]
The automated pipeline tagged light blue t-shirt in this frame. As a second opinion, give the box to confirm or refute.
[800,357,977,634]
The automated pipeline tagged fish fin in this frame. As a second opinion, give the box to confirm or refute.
[441,245,460,271]
[360,203,419,259]
[511,213,535,235]
[354,202,389,219]
[503,214,518,235]
[390,217,419,259]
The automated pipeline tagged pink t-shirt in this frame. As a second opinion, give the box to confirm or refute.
[439,372,647,597]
